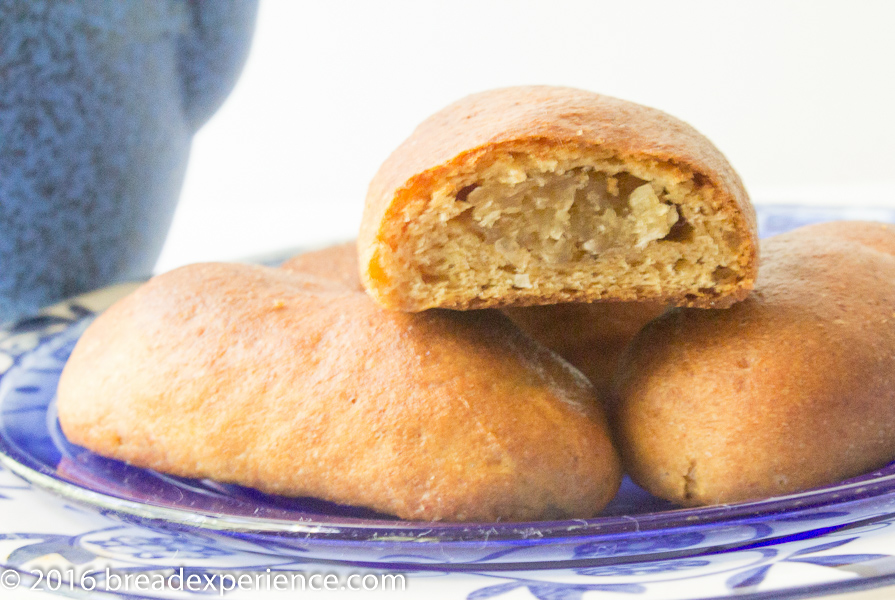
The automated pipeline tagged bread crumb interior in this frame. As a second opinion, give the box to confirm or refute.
[387,152,745,307]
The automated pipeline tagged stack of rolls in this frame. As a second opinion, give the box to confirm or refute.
[58,85,894,521]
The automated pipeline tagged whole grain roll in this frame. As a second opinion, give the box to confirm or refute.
[58,262,622,522]
[613,221,895,506]
[359,86,758,312]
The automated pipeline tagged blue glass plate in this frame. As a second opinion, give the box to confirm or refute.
[3,204,895,570]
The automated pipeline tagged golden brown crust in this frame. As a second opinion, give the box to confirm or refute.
[57,262,622,522]
[359,86,758,311]
[613,221,895,506]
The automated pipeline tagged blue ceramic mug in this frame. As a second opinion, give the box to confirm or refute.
[0,0,258,321]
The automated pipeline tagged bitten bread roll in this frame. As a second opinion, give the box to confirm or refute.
[613,221,895,506]
[283,242,663,395]
[57,263,622,522]
[359,86,758,312]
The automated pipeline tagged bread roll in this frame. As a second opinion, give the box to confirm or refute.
[613,221,895,506]
[359,86,758,312]
[283,242,664,395]
[58,263,622,521]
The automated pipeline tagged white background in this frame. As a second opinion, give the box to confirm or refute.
[156,0,895,272]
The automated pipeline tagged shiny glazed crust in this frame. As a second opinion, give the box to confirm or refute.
[57,263,622,522]
[359,86,758,311]
[613,221,895,506]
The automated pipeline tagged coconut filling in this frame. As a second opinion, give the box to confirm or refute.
[397,165,742,303]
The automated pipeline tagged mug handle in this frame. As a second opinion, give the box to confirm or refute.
[176,0,259,131]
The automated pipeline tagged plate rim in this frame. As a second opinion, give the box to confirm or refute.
[6,205,895,563]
